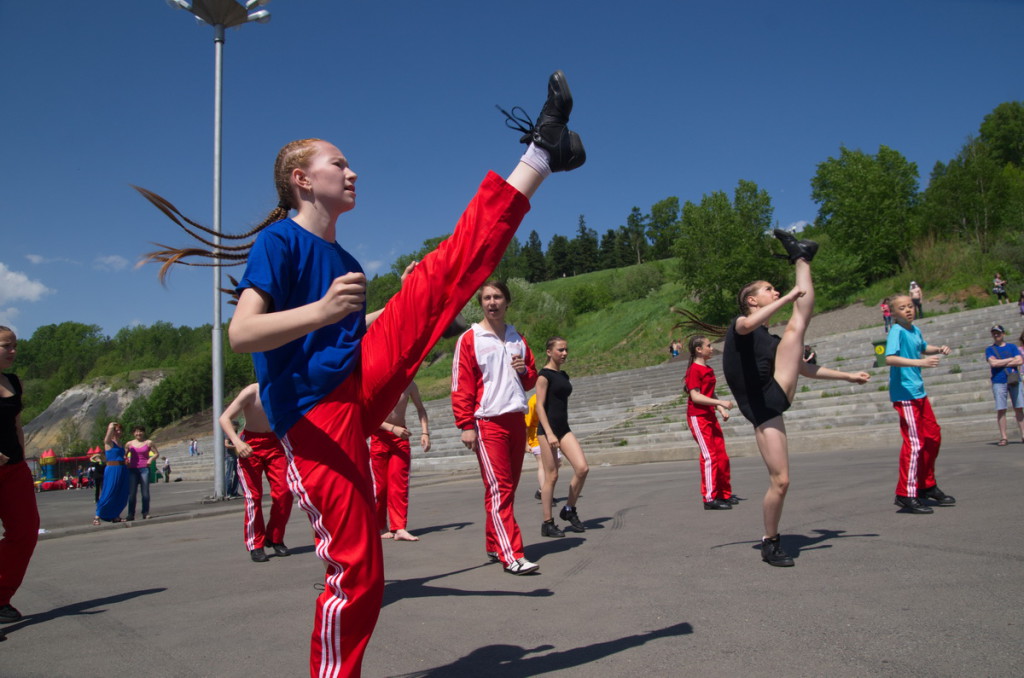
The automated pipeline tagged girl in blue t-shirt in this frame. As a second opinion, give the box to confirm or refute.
[135,72,585,678]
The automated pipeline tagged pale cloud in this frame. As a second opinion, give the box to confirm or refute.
[787,220,811,232]
[93,254,130,271]
[363,259,385,276]
[26,254,78,266]
[0,262,53,305]
[0,306,21,334]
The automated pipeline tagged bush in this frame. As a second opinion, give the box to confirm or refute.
[570,284,613,314]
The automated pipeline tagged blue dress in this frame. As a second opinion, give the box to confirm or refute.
[95,444,130,521]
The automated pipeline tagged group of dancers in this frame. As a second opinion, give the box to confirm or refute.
[0,69,956,676]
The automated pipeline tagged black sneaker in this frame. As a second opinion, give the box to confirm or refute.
[250,547,269,563]
[761,535,794,567]
[535,489,542,501]
[772,229,818,264]
[703,499,732,510]
[0,604,22,623]
[541,520,565,538]
[559,506,586,532]
[725,495,741,505]
[486,551,500,563]
[498,70,586,172]
[919,486,956,506]
[269,542,291,557]
[894,495,934,514]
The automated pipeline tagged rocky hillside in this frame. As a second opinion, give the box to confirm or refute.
[23,370,166,457]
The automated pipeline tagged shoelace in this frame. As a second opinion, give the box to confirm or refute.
[496,104,536,136]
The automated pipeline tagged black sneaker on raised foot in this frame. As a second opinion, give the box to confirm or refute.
[0,604,23,623]
[761,535,794,567]
[772,228,818,264]
[894,495,934,514]
[269,542,291,557]
[703,499,732,510]
[498,70,586,172]
[250,547,269,563]
[504,557,540,575]
[559,505,586,532]
[541,520,565,538]
[919,486,956,506]
[486,551,500,563]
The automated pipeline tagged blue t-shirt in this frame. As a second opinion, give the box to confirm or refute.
[886,322,927,402]
[985,343,1022,384]
[236,219,366,438]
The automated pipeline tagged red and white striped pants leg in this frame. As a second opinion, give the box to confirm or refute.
[262,441,293,545]
[237,452,268,550]
[369,432,411,532]
[474,413,526,567]
[282,381,382,678]
[894,398,942,497]
[688,415,731,502]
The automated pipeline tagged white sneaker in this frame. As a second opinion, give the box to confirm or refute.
[504,557,539,575]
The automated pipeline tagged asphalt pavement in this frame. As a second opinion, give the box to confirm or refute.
[3,441,1023,677]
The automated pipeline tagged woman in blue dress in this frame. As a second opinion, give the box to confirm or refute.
[93,422,129,524]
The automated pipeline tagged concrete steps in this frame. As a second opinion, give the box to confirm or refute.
[161,303,1022,479]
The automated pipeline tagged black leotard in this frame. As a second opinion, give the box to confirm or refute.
[722,320,790,427]
[538,368,572,440]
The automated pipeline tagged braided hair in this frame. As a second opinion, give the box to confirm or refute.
[134,139,323,290]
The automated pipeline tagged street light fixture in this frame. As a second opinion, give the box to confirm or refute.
[166,0,270,499]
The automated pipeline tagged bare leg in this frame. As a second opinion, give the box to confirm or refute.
[774,259,815,401]
[539,439,559,522]
[558,433,589,508]
[506,163,544,200]
[754,417,790,538]
[535,454,546,495]
[1015,408,1024,440]
[997,410,1008,440]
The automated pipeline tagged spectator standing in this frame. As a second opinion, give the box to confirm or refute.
[880,298,892,334]
[993,273,1009,304]
[909,281,923,318]
[985,324,1024,446]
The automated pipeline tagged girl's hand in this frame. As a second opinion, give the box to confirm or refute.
[783,286,806,303]
[717,406,731,421]
[921,355,941,368]
[510,353,526,374]
[235,442,254,459]
[0,452,8,466]
[938,345,951,355]
[847,371,871,384]
[721,400,734,410]
[392,425,411,440]
[546,434,559,448]
[318,272,366,325]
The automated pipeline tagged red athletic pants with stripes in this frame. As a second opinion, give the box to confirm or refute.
[0,462,39,608]
[474,412,527,567]
[687,415,732,502]
[279,173,529,678]
[369,431,411,532]
[893,397,941,497]
[237,430,292,550]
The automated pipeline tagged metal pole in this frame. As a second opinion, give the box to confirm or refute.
[211,24,225,499]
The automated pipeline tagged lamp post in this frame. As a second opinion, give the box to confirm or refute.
[166,0,270,499]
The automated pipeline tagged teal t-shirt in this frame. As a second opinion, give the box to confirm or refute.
[886,323,927,402]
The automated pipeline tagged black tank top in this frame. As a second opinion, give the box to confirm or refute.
[0,373,24,465]
[722,320,780,401]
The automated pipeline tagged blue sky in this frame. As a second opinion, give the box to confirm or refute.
[1,0,1021,340]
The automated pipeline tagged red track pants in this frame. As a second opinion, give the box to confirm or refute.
[279,173,529,678]
[369,431,411,532]
[688,415,732,502]
[474,412,527,567]
[0,462,39,608]
[893,397,941,497]
[237,430,292,550]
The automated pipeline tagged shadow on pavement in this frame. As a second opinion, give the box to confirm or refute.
[1,588,167,638]
[390,621,694,677]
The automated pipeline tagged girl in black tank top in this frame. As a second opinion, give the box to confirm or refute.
[535,337,589,537]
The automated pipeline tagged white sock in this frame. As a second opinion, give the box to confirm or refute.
[520,143,551,179]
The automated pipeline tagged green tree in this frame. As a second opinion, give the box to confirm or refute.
[979,101,1024,168]
[647,197,681,259]
[391,235,446,275]
[546,234,572,278]
[523,230,547,282]
[622,207,649,265]
[494,236,526,281]
[568,216,599,275]
[598,229,619,270]
[673,181,785,324]
[811,144,919,281]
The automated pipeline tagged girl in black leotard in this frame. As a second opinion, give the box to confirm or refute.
[535,336,589,536]
[676,231,869,568]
